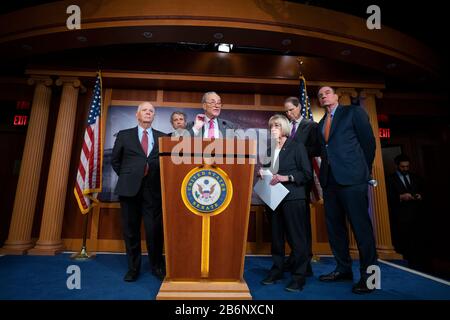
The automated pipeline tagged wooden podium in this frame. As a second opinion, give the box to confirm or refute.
[156,137,256,300]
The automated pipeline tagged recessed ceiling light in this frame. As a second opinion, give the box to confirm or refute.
[214,33,224,40]
[386,63,397,69]
[281,39,292,46]
[340,49,351,56]
[76,36,87,42]
[142,32,153,39]
[21,44,32,51]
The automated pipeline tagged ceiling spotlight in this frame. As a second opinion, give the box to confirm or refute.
[217,43,233,53]
[142,31,153,39]
[340,49,351,56]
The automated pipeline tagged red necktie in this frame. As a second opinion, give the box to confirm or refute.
[141,130,149,176]
[208,119,215,138]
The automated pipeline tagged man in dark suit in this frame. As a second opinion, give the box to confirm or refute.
[112,102,166,282]
[386,154,427,271]
[186,91,238,138]
[316,86,378,294]
[283,96,321,276]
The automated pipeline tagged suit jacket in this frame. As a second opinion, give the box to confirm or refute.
[186,117,238,139]
[291,118,321,158]
[318,105,375,187]
[111,126,165,197]
[386,172,423,213]
[263,139,312,201]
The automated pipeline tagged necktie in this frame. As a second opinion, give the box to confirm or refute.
[141,130,149,176]
[324,113,332,142]
[208,119,215,138]
[402,174,412,192]
[290,120,297,139]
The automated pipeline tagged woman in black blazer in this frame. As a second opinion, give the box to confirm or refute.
[260,114,312,292]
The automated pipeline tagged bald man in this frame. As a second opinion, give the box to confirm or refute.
[112,102,166,282]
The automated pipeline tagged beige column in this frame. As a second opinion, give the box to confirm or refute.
[360,89,398,259]
[0,77,53,255]
[28,78,81,255]
[336,88,358,254]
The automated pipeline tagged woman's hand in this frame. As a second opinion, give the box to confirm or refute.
[270,174,288,185]
[257,168,263,178]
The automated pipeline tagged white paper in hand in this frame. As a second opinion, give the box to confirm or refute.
[253,169,290,211]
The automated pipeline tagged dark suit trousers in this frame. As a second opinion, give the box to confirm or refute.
[323,167,377,277]
[119,176,164,273]
[286,182,313,266]
[270,199,309,280]
[305,184,313,261]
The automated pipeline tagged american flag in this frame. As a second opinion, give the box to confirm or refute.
[74,72,103,214]
[299,75,323,202]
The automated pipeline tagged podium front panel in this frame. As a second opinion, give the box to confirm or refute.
[159,137,256,281]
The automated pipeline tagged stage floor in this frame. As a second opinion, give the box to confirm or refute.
[1,253,449,300]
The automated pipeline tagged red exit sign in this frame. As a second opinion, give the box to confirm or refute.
[379,128,390,138]
[13,115,28,126]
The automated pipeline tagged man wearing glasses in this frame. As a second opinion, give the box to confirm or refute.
[282,97,321,277]
[187,91,238,138]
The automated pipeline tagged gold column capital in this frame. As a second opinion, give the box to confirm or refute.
[360,89,383,99]
[55,77,81,87]
[336,88,358,98]
[55,77,87,93]
[27,76,53,87]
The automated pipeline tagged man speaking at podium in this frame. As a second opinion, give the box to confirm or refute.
[112,102,166,282]
[187,91,238,139]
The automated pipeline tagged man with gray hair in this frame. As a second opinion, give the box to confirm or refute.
[112,101,166,282]
[187,91,238,138]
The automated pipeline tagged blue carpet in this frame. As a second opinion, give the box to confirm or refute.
[1,254,449,300]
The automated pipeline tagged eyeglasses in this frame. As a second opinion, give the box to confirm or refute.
[285,106,298,114]
[205,100,222,107]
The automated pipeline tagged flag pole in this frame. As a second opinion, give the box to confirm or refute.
[70,210,94,260]
[297,56,320,263]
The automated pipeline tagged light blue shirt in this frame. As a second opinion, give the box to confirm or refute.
[138,126,154,156]
[322,104,338,136]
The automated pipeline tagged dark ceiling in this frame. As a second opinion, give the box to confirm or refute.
[0,0,445,53]
[0,1,447,92]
